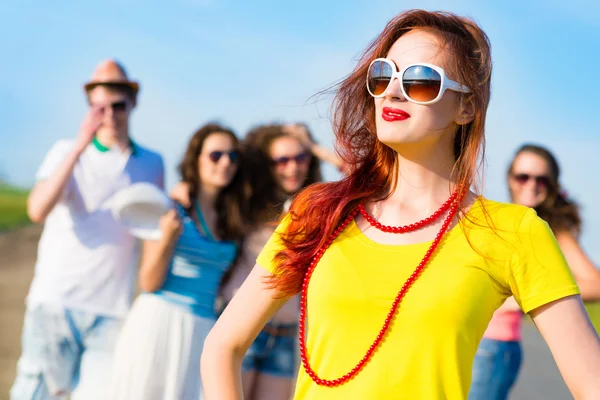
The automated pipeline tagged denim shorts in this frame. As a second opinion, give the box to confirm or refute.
[242,323,298,378]
[469,337,522,400]
[10,304,121,400]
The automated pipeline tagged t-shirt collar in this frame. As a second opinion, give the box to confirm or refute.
[92,136,138,156]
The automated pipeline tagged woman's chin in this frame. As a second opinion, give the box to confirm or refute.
[517,198,542,208]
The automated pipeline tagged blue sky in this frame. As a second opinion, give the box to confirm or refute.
[1,1,598,259]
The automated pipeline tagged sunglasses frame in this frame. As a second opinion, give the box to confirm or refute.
[109,101,129,113]
[91,100,129,113]
[207,150,240,164]
[366,58,471,104]
[511,173,551,188]
[271,152,310,167]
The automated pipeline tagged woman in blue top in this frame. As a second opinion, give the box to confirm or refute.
[109,123,245,400]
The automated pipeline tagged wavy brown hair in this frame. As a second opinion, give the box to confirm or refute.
[508,144,581,236]
[178,123,245,241]
[242,123,322,225]
[270,10,493,296]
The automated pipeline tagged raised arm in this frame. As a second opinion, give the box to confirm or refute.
[201,264,289,400]
[283,123,346,172]
[531,295,600,399]
[138,209,182,292]
[556,231,600,301]
[27,107,103,223]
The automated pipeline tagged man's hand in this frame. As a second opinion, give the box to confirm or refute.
[74,106,104,153]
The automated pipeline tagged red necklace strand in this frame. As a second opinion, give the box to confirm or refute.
[299,191,461,387]
[357,190,458,233]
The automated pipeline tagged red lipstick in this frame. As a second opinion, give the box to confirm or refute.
[382,107,411,122]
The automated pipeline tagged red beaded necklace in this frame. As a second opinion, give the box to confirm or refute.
[299,190,461,387]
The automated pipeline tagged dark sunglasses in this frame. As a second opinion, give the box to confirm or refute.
[92,100,128,113]
[207,150,240,163]
[271,152,310,167]
[512,173,551,188]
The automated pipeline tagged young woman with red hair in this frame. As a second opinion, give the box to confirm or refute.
[201,10,600,399]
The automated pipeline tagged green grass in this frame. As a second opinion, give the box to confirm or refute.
[0,184,30,230]
[585,302,600,332]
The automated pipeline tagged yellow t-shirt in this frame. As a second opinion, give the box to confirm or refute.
[256,198,580,400]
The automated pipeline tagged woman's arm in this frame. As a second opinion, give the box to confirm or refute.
[308,142,344,170]
[201,264,289,400]
[531,295,600,399]
[138,210,182,292]
[556,232,600,301]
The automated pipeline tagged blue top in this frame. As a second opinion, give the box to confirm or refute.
[152,204,238,318]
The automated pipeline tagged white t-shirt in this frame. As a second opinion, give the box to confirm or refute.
[27,138,164,317]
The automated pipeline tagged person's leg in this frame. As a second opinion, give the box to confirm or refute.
[469,337,502,400]
[70,311,122,400]
[250,334,297,400]
[469,338,522,400]
[495,341,523,399]
[10,305,80,400]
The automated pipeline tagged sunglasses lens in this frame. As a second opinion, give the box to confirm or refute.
[229,151,240,163]
[402,65,442,103]
[536,176,551,188]
[112,101,127,112]
[513,174,530,184]
[367,60,393,96]
[296,153,309,164]
[208,151,222,163]
[272,157,289,166]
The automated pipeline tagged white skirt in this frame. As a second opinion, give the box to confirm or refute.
[108,293,215,400]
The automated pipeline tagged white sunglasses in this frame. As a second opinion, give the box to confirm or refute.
[366,58,471,105]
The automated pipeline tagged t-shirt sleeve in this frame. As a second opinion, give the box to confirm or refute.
[35,140,75,181]
[508,208,580,313]
[256,216,291,275]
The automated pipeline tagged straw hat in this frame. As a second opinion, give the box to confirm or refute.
[83,59,140,94]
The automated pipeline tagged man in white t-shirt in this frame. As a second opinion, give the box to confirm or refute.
[11,59,165,400]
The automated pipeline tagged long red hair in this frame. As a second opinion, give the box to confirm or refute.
[269,10,493,296]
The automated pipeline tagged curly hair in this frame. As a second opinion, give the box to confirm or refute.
[177,123,246,241]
